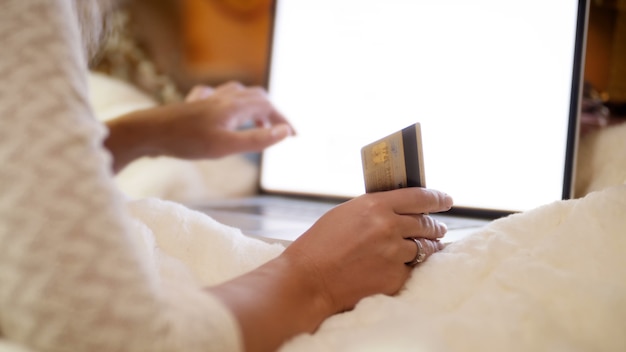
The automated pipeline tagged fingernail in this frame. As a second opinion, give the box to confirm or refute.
[438,221,448,235]
[199,87,213,99]
[444,194,453,209]
[271,124,291,139]
[185,86,213,102]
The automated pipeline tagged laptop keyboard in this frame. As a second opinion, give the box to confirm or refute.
[202,197,487,231]
[209,199,337,220]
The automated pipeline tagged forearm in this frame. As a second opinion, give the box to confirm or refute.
[103,101,216,173]
[104,108,165,173]
[103,87,295,174]
[209,253,335,352]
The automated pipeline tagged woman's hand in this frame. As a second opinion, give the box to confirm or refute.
[169,81,295,159]
[209,187,452,352]
[285,187,452,313]
[104,81,294,173]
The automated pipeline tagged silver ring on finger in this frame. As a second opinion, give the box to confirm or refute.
[405,238,427,266]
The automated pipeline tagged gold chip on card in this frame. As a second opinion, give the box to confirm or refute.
[371,141,390,164]
[361,123,425,193]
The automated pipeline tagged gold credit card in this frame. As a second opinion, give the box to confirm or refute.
[361,123,425,193]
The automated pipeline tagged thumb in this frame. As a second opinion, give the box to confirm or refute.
[185,85,214,102]
[232,124,293,152]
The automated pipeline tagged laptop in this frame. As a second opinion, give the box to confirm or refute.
[189,0,589,244]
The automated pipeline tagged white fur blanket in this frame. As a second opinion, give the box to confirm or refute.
[124,184,626,352]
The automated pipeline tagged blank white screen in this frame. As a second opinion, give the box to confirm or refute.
[261,0,583,213]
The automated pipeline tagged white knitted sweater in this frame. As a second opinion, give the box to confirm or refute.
[0,1,243,351]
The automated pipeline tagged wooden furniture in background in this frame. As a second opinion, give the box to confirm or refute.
[128,0,272,93]
[181,0,273,86]
[129,0,626,111]
[585,0,626,104]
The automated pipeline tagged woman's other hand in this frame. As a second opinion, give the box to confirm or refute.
[285,187,453,313]
[176,81,295,158]
[104,81,294,173]
[210,187,452,352]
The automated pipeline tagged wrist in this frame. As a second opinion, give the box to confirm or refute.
[104,109,163,173]
[208,253,336,352]
[275,252,337,326]
[279,248,338,319]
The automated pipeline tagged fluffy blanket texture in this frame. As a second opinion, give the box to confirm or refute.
[79,72,626,351]
[122,184,626,352]
[281,184,626,351]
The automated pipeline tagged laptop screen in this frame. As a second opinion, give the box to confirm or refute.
[261,0,588,216]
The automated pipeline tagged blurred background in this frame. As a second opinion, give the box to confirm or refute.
[88,0,626,202]
[94,0,273,104]
[93,0,626,132]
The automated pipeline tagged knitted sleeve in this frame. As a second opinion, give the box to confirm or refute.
[0,1,242,351]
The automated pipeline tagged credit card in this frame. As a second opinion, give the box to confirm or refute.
[361,123,425,193]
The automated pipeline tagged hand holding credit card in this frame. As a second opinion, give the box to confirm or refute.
[361,123,425,193]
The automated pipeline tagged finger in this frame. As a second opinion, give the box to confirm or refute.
[380,212,447,240]
[419,238,444,260]
[375,187,453,215]
[245,87,292,124]
[239,94,296,135]
[403,238,444,266]
[266,107,295,134]
[185,85,214,102]
[215,81,245,94]
[397,214,448,240]
[228,124,292,153]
